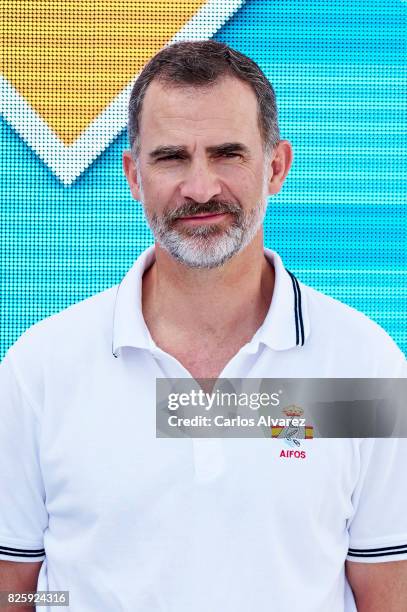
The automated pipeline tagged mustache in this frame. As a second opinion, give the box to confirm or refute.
[165,199,242,221]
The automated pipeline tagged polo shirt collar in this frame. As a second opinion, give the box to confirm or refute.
[252,248,310,351]
[112,246,156,356]
[112,246,310,357]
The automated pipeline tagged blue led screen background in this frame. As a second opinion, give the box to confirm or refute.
[1,0,406,359]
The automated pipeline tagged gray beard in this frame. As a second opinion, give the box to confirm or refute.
[145,199,267,269]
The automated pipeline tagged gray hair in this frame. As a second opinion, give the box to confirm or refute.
[128,40,280,158]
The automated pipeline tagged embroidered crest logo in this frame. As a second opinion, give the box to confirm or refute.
[271,404,313,449]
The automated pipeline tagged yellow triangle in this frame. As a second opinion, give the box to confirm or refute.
[1,0,208,144]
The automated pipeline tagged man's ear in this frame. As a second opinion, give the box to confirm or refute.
[267,140,293,196]
[122,150,142,201]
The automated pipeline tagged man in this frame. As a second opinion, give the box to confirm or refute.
[0,41,406,612]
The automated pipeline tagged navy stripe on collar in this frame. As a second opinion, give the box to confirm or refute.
[286,270,305,346]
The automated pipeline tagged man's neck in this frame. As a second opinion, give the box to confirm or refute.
[141,232,275,351]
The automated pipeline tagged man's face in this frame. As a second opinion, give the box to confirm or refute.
[124,76,280,268]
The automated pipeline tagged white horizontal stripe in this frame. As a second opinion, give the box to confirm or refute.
[284,122,405,132]
[292,147,406,155]
[275,75,406,85]
[295,270,406,274]
[279,194,404,200]
[278,99,406,109]
[289,170,405,178]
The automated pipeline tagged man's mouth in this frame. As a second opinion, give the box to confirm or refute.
[176,212,230,223]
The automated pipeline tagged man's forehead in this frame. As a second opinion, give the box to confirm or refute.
[144,74,257,101]
[140,77,259,129]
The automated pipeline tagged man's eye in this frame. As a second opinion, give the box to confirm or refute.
[220,152,241,159]
[157,154,183,161]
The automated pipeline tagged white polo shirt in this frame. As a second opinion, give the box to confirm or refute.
[1,246,406,612]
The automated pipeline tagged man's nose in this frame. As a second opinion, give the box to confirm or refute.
[179,159,222,203]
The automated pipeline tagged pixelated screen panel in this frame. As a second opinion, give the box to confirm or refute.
[2,0,208,144]
[0,0,406,358]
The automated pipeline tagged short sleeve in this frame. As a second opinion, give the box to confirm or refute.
[0,350,48,562]
[346,437,407,563]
